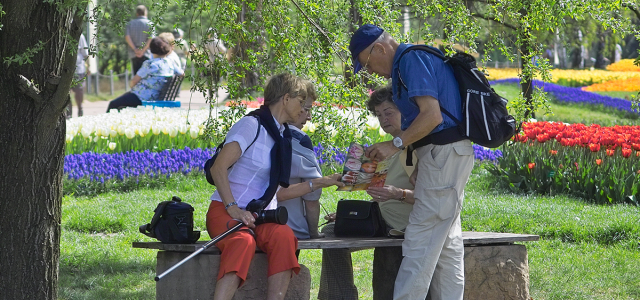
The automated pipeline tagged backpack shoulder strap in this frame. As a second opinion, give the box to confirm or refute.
[395,45,460,125]
[396,45,447,91]
[246,115,261,151]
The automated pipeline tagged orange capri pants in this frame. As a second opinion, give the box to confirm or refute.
[206,201,300,284]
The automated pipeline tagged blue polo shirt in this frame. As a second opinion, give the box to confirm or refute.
[391,44,462,134]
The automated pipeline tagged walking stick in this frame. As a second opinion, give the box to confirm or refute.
[154,203,287,281]
[155,222,244,281]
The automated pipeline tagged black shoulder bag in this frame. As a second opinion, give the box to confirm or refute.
[334,199,387,237]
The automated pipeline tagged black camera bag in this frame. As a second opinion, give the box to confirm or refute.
[139,196,200,244]
[334,199,386,237]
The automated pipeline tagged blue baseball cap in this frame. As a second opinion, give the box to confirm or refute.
[349,24,384,73]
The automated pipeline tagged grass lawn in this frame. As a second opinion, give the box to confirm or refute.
[59,167,640,299]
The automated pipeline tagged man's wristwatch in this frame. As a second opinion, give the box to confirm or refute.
[393,136,405,150]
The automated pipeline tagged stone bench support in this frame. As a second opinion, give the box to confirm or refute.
[133,231,538,300]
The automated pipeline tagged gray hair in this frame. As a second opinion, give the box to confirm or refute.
[366,85,395,115]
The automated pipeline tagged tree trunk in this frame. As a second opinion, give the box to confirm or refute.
[518,16,535,119]
[343,0,362,88]
[234,0,263,91]
[0,1,83,299]
[593,27,607,69]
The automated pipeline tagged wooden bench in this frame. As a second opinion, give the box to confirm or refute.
[141,75,183,108]
[133,232,538,300]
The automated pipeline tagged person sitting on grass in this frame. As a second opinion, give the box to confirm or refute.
[106,37,183,112]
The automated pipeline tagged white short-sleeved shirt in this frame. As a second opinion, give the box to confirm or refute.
[210,116,285,210]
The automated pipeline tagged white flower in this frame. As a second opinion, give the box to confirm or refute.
[108,142,116,151]
[303,122,317,133]
[125,128,136,139]
[152,124,161,135]
[178,124,188,135]
[189,127,199,139]
[65,134,74,143]
[169,127,178,138]
[379,127,387,137]
[109,130,117,138]
[366,117,380,130]
[81,128,92,139]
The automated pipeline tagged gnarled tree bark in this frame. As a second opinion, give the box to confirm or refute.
[0,1,83,299]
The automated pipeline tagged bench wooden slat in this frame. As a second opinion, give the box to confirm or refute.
[132,232,539,254]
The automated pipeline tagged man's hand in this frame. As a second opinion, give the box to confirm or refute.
[365,141,400,161]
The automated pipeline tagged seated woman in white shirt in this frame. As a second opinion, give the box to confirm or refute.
[207,73,341,300]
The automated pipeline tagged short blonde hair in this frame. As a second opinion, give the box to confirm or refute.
[264,73,307,106]
[158,32,175,46]
[304,80,317,101]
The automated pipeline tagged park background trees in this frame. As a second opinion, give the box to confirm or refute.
[1,0,638,299]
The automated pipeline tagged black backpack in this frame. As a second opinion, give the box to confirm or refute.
[397,45,516,148]
[139,196,200,244]
[204,116,261,186]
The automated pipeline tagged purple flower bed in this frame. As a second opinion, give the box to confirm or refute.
[313,143,348,166]
[64,147,214,182]
[473,144,503,162]
[490,78,635,113]
[63,144,502,184]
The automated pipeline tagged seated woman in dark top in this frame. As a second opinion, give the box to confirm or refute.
[106,37,183,112]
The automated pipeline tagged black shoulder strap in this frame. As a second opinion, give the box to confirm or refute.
[247,116,261,151]
[139,200,173,238]
[217,115,261,152]
[395,45,461,125]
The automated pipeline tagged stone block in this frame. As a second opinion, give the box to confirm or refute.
[463,244,530,300]
[156,251,310,300]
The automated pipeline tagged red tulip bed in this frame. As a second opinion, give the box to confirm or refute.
[487,121,640,204]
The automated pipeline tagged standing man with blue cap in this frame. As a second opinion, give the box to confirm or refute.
[350,24,474,300]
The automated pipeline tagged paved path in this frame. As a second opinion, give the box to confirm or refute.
[69,87,229,117]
